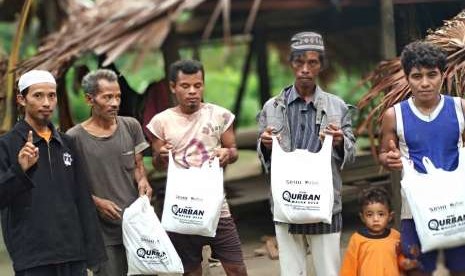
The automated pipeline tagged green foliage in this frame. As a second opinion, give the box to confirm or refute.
[0,23,14,52]
[198,44,261,127]
[67,90,90,124]
[328,66,372,130]
[64,63,90,124]
[328,66,369,106]
[203,62,261,127]
[113,51,165,93]
[268,45,294,95]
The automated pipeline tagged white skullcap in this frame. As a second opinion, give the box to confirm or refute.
[18,70,56,93]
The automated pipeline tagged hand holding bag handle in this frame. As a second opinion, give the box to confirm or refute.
[271,135,284,153]
[139,195,150,214]
[271,134,333,155]
[400,157,415,174]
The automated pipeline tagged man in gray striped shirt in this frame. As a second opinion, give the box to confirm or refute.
[257,32,356,276]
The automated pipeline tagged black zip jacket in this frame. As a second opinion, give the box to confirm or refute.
[0,120,106,272]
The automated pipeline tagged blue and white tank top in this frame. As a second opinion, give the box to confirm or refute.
[395,95,464,218]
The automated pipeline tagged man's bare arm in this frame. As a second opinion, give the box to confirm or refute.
[379,107,403,171]
[217,124,238,167]
[151,137,172,171]
[135,153,152,198]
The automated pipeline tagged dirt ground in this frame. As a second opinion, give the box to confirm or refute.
[0,200,450,276]
[205,201,449,276]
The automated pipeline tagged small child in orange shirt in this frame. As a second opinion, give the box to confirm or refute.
[341,187,414,276]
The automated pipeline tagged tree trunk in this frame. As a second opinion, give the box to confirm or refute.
[161,27,180,107]
[56,68,74,132]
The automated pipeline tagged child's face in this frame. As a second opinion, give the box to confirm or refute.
[360,202,393,235]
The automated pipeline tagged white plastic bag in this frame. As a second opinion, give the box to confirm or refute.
[401,151,465,253]
[271,135,334,224]
[123,195,184,275]
[161,152,223,237]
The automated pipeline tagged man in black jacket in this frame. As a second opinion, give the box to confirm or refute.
[0,70,106,275]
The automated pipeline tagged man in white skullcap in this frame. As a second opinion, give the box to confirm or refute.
[257,32,356,275]
[0,70,106,275]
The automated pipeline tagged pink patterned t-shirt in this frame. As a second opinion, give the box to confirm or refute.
[146,103,235,217]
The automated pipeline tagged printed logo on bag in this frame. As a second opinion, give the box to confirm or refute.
[450,201,464,208]
[176,195,188,200]
[429,204,447,213]
[171,204,205,218]
[136,247,168,263]
[190,196,203,202]
[427,200,465,213]
[141,237,155,243]
[282,191,320,204]
[428,214,465,231]
[285,179,319,185]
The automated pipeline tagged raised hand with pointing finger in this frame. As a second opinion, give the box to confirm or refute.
[17,130,39,172]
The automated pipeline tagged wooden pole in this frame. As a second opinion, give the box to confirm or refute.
[255,30,271,106]
[380,0,397,59]
[381,0,401,228]
[56,69,74,132]
[233,40,254,127]
[161,28,180,107]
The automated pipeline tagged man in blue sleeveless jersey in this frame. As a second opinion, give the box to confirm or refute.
[379,41,465,276]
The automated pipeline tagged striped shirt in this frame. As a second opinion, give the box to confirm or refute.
[284,85,342,234]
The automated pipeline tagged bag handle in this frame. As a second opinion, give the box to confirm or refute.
[320,134,333,156]
[422,156,438,174]
[139,195,150,213]
[457,147,465,169]
[168,149,174,165]
[401,157,415,175]
[271,135,284,153]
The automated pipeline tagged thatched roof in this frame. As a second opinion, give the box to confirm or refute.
[13,0,463,78]
[357,9,465,148]
[16,0,206,77]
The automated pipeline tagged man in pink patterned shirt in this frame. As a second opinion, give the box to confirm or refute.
[147,59,247,276]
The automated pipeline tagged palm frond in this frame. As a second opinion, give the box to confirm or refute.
[14,0,206,77]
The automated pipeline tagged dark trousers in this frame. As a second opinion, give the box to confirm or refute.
[15,261,87,276]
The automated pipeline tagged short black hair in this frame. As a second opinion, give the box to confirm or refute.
[400,41,447,76]
[359,187,392,212]
[169,59,204,83]
[289,50,327,69]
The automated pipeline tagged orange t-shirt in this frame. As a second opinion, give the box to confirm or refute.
[340,228,401,276]
[36,129,52,142]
